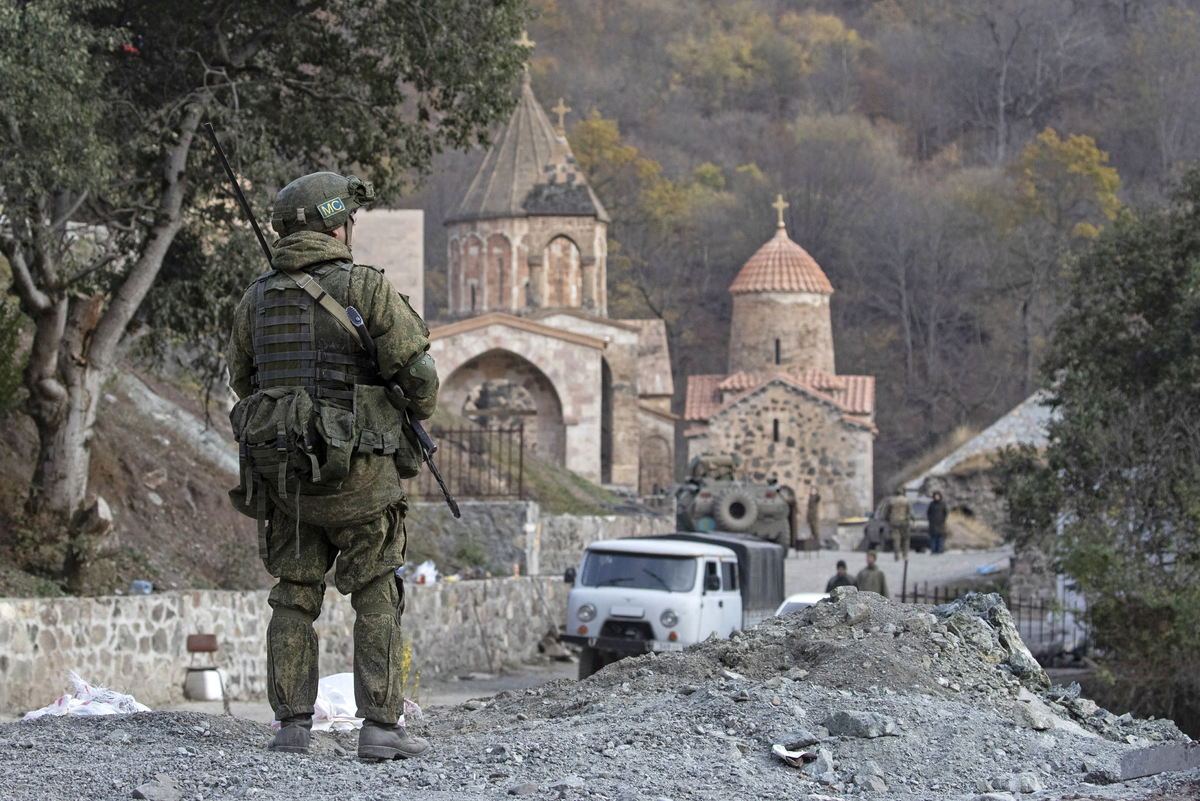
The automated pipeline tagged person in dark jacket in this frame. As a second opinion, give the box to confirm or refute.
[927,491,948,554]
[825,560,856,592]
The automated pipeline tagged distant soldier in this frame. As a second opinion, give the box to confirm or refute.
[825,559,856,593]
[806,485,821,541]
[927,491,948,555]
[226,172,438,761]
[883,490,914,561]
[856,550,889,598]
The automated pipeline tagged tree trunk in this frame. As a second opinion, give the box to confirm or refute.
[26,292,107,519]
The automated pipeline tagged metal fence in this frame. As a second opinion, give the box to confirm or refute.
[901,582,1088,661]
[414,424,525,502]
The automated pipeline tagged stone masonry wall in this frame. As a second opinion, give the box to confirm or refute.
[705,382,873,518]
[539,513,674,576]
[403,500,673,578]
[0,577,569,716]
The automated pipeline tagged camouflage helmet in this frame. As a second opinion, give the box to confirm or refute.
[270,172,375,236]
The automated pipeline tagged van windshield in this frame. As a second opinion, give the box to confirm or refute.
[580,552,697,592]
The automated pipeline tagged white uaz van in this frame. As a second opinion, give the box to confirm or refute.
[561,533,785,678]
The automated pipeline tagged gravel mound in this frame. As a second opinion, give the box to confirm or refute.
[2,590,1196,801]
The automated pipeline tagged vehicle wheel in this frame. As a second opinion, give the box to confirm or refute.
[713,490,758,532]
[578,646,603,680]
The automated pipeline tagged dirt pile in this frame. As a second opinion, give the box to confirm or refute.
[2,589,1196,801]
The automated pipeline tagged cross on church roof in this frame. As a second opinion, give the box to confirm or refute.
[552,98,571,135]
[773,193,789,229]
[517,30,536,50]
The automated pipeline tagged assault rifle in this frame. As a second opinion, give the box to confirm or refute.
[204,122,460,518]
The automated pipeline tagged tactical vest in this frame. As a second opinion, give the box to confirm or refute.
[250,262,380,400]
[229,261,421,556]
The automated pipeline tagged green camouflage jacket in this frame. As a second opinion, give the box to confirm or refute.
[226,231,437,526]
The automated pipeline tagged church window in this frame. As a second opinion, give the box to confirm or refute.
[773,419,780,442]
[497,257,504,309]
[775,339,781,365]
[470,284,476,311]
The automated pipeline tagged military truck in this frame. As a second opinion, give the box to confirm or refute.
[561,531,786,678]
[674,453,796,546]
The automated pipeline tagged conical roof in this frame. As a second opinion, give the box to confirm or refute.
[728,227,833,295]
[447,74,609,224]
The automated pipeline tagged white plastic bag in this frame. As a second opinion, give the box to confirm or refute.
[412,560,439,585]
[22,672,151,721]
[273,673,422,731]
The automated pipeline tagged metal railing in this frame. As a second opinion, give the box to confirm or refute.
[901,582,1088,661]
[414,424,525,501]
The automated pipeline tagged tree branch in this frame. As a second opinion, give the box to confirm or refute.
[1,239,53,313]
[89,102,205,370]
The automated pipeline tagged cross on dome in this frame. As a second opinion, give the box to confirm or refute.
[773,193,789,229]
[552,98,571,135]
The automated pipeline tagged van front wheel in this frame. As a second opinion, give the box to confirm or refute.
[578,646,600,680]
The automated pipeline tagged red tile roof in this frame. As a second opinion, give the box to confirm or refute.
[728,228,834,295]
[685,369,874,422]
[684,374,726,421]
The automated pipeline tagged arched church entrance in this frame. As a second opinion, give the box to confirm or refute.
[440,349,566,466]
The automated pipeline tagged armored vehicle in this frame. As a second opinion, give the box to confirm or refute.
[674,453,796,546]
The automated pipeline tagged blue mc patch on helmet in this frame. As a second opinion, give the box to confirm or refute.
[317,197,346,220]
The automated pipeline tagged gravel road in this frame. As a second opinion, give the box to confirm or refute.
[4,588,1196,801]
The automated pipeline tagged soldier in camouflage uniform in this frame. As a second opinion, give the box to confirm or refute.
[225,172,438,760]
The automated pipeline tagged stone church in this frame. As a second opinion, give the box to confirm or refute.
[423,73,677,494]
[684,203,876,521]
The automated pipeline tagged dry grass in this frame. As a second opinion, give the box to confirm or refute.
[945,510,1001,550]
[886,425,979,491]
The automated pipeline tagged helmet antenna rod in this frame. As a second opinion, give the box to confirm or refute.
[204,122,275,270]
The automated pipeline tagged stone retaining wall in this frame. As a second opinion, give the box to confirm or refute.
[538,513,675,575]
[0,577,569,716]
[405,501,673,578]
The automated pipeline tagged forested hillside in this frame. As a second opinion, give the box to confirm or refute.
[401,0,1198,489]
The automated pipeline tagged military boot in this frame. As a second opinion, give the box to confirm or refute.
[357,719,430,761]
[267,714,312,754]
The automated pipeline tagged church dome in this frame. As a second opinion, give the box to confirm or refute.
[728,227,833,295]
[447,73,608,224]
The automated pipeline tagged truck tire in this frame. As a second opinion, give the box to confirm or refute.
[713,490,758,533]
[578,646,603,680]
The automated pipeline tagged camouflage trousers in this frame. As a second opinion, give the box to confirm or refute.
[262,500,408,725]
[891,524,910,561]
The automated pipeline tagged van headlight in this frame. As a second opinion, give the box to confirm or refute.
[660,609,679,627]
[577,604,596,622]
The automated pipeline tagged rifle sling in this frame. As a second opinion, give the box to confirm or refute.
[277,267,364,349]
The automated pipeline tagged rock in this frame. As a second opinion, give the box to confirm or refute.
[779,728,820,750]
[784,667,809,681]
[934,593,1049,688]
[132,775,181,801]
[1084,769,1119,785]
[844,604,870,625]
[801,747,836,783]
[508,783,540,796]
[462,699,488,711]
[1007,773,1042,793]
[822,711,897,738]
[863,775,887,792]
[1010,699,1056,731]
[903,614,935,633]
[548,776,585,790]
[105,730,132,745]
[615,793,643,801]
[971,795,1016,801]
[1118,741,1200,780]
[829,586,858,601]
[677,685,699,696]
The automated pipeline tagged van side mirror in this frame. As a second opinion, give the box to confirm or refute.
[704,574,721,592]
[564,567,577,585]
